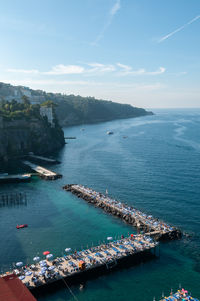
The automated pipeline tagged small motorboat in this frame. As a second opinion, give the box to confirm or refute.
[107,131,114,135]
[16,224,28,229]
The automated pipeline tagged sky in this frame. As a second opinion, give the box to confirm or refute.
[0,0,200,108]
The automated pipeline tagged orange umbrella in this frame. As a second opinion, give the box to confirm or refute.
[43,251,50,255]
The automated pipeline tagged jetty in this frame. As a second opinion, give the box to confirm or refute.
[23,161,62,180]
[63,185,182,241]
[159,288,199,301]
[0,235,158,294]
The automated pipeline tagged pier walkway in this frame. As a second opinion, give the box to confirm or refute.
[0,235,157,292]
[63,184,182,241]
[23,161,62,180]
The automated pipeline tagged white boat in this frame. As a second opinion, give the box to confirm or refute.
[107,131,114,135]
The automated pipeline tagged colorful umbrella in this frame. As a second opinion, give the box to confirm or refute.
[43,251,50,255]
[16,262,23,267]
[33,256,40,262]
[65,248,72,253]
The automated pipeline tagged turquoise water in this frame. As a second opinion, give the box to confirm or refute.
[1,109,200,300]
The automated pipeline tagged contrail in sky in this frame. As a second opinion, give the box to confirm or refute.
[92,0,121,45]
[158,15,200,43]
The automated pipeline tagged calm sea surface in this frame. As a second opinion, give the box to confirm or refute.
[1,109,200,301]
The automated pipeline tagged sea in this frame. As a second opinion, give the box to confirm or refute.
[0,109,200,301]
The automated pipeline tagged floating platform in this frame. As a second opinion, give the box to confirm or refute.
[0,235,158,295]
[0,173,31,184]
[159,288,199,301]
[63,185,182,241]
[23,161,62,180]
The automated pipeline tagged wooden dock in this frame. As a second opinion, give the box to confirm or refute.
[1,235,158,294]
[63,184,182,241]
[23,161,62,180]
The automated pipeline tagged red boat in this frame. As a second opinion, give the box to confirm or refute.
[16,224,28,229]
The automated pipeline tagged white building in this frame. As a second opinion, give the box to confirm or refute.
[40,106,54,127]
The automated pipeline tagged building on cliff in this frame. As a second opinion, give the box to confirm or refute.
[40,106,54,127]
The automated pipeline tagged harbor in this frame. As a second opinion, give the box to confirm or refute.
[63,184,182,241]
[0,234,158,295]
[22,161,62,180]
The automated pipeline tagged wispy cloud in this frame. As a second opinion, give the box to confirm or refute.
[158,15,200,43]
[6,63,166,77]
[44,64,84,75]
[87,63,116,73]
[117,65,166,76]
[91,0,121,45]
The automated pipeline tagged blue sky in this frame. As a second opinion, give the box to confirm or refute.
[0,0,200,108]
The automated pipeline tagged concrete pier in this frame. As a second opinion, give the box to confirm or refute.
[1,235,158,294]
[63,184,182,241]
[23,161,62,180]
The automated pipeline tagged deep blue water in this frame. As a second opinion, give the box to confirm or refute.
[1,109,200,301]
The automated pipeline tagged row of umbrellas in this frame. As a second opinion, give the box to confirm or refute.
[15,237,130,268]
[15,248,72,268]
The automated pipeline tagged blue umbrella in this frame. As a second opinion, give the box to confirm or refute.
[19,275,25,280]
[46,254,53,260]
[39,271,46,276]
[48,266,55,271]
[16,262,23,267]
[25,271,32,276]
[33,256,40,262]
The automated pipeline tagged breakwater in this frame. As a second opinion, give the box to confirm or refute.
[63,185,182,241]
[1,235,158,294]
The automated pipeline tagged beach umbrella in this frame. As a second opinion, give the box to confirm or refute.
[39,271,46,276]
[130,234,134,238]
[25,271,32,276]
[46,254,53,260]
[16,262,23,267]
[19,275,25,280]
[43,251,50,255]
[107,237,113,241]
[48,266,55,271]
[41,267,47,272]
[65,248,72,253]
[33,256,40,262]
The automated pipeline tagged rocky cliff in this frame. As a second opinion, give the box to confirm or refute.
[0,118,65,162]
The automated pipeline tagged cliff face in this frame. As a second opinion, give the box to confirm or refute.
[0,118,65,161]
